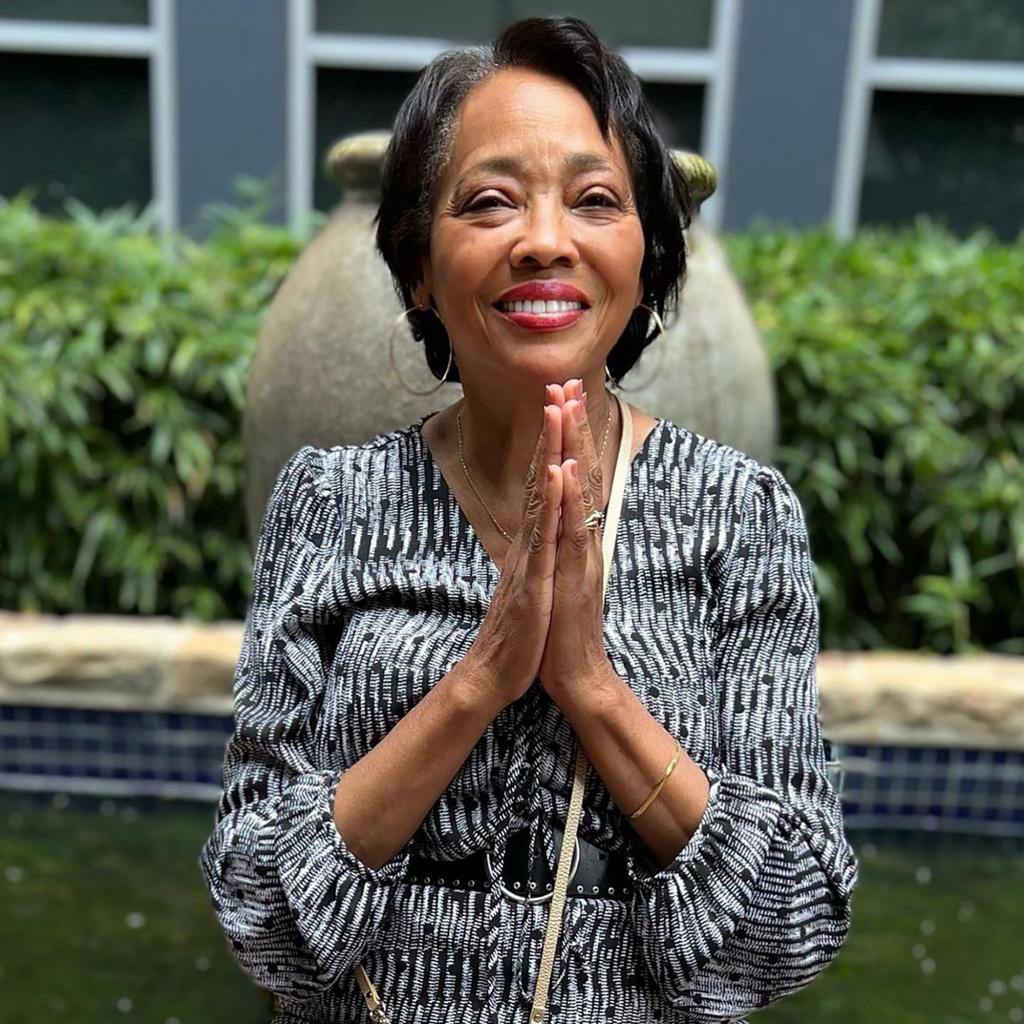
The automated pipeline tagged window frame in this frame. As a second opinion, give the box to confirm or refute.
[0,0,178,233]
[287,0,742,234]
[832,0,1024,239]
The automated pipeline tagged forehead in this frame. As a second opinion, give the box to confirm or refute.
[441,67,631,184]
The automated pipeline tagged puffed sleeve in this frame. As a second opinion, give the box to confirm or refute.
[626,462,860,1021]
[198,446,413,1002]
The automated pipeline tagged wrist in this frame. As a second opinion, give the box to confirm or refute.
[447,653,509,719]
[549,657,624,719]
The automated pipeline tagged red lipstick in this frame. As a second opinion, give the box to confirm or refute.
[492,281,591,332]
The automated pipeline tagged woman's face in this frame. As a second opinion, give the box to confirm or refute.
[416,67,645,390]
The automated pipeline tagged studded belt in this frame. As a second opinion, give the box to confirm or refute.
[405,822,634,903]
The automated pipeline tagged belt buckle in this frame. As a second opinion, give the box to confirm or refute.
[484,834,581,905]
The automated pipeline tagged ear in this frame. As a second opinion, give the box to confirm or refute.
[412,259,434,310]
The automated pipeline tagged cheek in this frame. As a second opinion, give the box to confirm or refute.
[592,223,645,295]
[431,226,493,300]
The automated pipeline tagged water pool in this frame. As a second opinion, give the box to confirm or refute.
[2,790,1022,1024]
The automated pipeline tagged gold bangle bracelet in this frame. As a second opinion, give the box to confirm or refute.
[628,738,682,820]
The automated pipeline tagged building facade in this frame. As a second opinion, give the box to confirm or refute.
[1,0,1021,241]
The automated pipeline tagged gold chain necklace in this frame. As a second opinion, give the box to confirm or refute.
[457,392,616,543]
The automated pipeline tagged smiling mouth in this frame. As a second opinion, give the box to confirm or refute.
[491,301,589,333]
[493,299,588,314]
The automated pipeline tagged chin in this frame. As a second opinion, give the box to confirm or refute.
[499,340,595,371]
[507,360,590,386]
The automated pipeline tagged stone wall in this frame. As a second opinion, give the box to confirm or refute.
[1,612,1022,749]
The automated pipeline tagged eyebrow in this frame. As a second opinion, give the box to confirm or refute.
[458,152,617,182]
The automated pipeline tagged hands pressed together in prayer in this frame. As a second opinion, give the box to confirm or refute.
[468,377,618,714]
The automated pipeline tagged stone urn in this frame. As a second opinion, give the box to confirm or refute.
[243,131,776,545]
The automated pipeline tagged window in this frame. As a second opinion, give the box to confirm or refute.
[0,52,152,216]
[313,66,419,214]
[641,81,705,150]
[0,2,174,228]
[861,88,1024,241]
[314,0,714,49]
[315,0,491,42]
[295,0,729,225]
[0,0,148,25]
[835,0,1024,241]
[877,0,1024,63]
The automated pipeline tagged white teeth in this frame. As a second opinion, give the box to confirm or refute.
[498,299,585,314]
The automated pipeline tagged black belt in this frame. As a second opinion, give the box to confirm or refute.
[405,823,634,903]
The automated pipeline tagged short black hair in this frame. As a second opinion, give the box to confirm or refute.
[374,15,693,386]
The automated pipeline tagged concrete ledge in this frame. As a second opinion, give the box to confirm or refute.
[815,650,1024,748]
[1,612,1022,748]
[0,611,241,715]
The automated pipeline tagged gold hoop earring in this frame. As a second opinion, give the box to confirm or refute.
[387,305,455,396]
[615,302,668,393]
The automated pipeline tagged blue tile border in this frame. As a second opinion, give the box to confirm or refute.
[1,704,1022,836]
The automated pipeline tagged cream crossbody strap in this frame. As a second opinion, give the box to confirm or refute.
[353,396,635,1024]
[528,392,633,1024]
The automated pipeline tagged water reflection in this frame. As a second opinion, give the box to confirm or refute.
[0,793,1021,1022]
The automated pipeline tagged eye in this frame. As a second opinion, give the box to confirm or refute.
[464,194,511,212]
[579,191,619,208]
[464,190,619,212]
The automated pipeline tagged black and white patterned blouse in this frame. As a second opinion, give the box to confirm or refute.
[199,409,859,1024]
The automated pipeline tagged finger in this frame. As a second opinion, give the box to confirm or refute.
[548,404,563,485]
[562,399,601,520]
[529,462,562,574]
[520,407,548,526]
[548,382,567,406]
[558,459,590,571]
[521,403,562,526]
[564,377,584,403]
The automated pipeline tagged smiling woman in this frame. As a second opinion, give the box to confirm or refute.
[199,15,859,1024]
[429,74,645,355]
[375,25,690,399]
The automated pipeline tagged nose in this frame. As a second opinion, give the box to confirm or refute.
[509,195,579,269]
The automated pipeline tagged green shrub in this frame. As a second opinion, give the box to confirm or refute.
[1,191,1020,652]
[0,186,322,621]
[723,216,1024,653]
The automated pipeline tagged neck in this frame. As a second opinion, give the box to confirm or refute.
[454,377,618,508]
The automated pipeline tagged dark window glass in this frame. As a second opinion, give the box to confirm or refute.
[315,0,493,41]
[860,89,1024,242]
[507,0,713,49]
[313,66,419,213]
[877,0,1024,62]
[641,81,705,151]
[315,0,713,49]
[0,52,152,216]
[0,0,148,24]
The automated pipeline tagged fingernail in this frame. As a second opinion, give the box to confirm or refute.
[570,461,579,479]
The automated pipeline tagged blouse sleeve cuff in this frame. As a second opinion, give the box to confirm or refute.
[327,768,416,883]
[625,765,785,892]
[777,803,860,902]
[270,768,414,976]
[280,767,414,886]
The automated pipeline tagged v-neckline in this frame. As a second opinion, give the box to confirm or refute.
[413,406,664,581]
